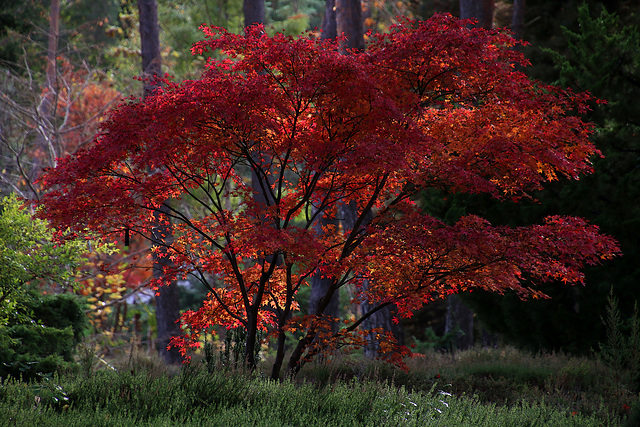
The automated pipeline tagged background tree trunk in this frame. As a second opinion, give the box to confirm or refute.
[444,295,475,350]
[138,0,162,95]
[243,0,265,27]
[446,0,499,350]
[308,211,340,337]
[460,0,495,29]
[335,3,399,357]
[335,0,364,52]
[511,0,525,41]
[307,0,364,355]
[321,0,337,39]
[243,0,266,370]
[138,0,182,365]
[341,202,404,358]
[315,0,403,360]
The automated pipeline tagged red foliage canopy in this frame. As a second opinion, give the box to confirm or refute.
[37,14,619,377]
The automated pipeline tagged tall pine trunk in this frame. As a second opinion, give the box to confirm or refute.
[335,3,404,359]
[243,0,265,28]
[342,202,404,358]
[335,0,364,52]
[321,0,337,39]
[444,295,475,350]
[270,264,295,379]
[307,210,341,338]
[292,0,403,370]
[443,0,500,351]
[511,0,525,41]
[303,0,364,369]
[460,0,494,29]
[243,0,266,371]
[303,0,348,360]
[138,0,181,365]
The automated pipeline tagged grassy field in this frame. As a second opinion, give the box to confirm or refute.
[1,346,638,426]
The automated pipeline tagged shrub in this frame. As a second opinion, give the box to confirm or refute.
[0,293,86,381]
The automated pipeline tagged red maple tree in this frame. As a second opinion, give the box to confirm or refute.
[37,14,620,379]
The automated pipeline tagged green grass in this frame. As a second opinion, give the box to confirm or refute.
[294,346,638,424]
[0,346,637,426]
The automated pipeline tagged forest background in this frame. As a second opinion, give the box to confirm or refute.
[0,0,639,378]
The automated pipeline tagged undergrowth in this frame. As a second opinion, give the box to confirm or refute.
[1,346,635,426]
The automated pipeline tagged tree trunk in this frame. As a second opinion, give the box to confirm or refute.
[308,273,340,334]
[361,302,404,358]
[243,0,266,369]
[138,0,162,95]
[308,0,363,349]
[271,324,288,378]
[303,0,395,368]
[335,0,364,52]
[245,309,259,370]
[138,0,182,365]
[446,0,496,352]
[307,0,343,350]
[308,209,341,336]
[341,202,404,358]
[445,295,474,350]
[511,0,525,41]
[271,264,295,379]
[151,206,182,364]
[243,0,265,28]
[460,0,494,29]
[287,276,341,375]
[321,0,337,39]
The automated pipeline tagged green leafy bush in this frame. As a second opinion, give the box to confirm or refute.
[0,193,87,326]
[0,293,87,381]
[0,193,89,380]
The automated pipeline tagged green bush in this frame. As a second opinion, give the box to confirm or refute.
[0,293,86,381]
[0,193,88,326]
[31,293,88,346]
[0,193,90,380]
[599,289,640,392]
